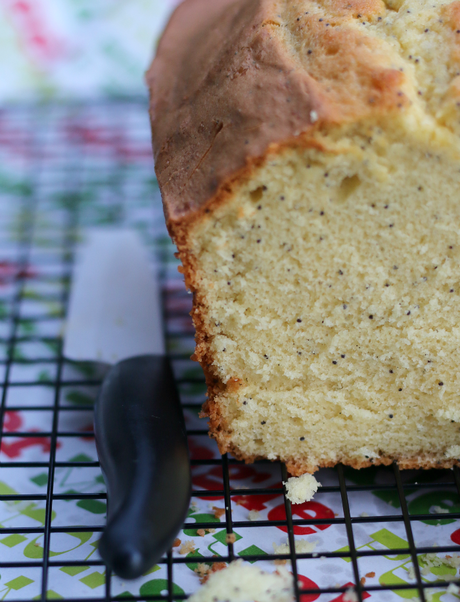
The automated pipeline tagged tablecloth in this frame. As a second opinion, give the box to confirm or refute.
[0,0,180,101]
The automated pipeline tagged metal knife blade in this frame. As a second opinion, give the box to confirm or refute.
[64,228,191,580]
[64,229,164,363]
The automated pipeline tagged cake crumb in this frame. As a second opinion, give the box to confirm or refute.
[179,540,196,555]
[226,533,236,544]
[212,506,225,519]
[194,561,227,584]
[173,538,181,548]
[273,539,317,556]
[188,560,293,602]
[447,583,460,595]
[360,577,366,585]
[365,572,375,578]
[422,553,460,570]
[195,563,211,584]
[197,529,206,537]
[248,509,261,521]
[284,473,321,504]
[343,588,358,602]
[432,505,449,514]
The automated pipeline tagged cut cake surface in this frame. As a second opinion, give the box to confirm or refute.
[147,0,460,473]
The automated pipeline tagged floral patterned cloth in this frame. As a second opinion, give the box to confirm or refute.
[0,0,180,100]
[0,2,460,597]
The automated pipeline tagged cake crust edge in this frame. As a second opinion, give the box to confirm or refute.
[148,0,460,474]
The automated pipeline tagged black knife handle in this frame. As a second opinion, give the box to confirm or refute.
[94,355,191,580]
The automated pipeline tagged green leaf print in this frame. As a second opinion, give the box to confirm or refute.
[408,491,460,525]
[0,173,32,197]
[24,531,94,559]
[139,579,184,597]
[66,390,95,406]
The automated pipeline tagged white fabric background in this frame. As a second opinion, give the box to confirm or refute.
[0,0,181,100]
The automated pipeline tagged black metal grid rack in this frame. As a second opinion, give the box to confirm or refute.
[0,100,459,602]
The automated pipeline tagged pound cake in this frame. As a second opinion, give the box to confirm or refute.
[147,0,460,474]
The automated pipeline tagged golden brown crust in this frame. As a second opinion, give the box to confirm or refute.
[198,400,460,473]
[210,443,460,476]
[147,0,409,227]
[285,455,460,476]
[198,386,460,473]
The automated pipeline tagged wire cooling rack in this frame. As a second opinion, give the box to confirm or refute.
[0,100,460,602]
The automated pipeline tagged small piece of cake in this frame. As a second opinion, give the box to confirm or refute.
[284,474,321,504]
[188,560,294,602]
[147,0,460,474]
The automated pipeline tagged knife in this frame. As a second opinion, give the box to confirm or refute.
[64,229,191,580]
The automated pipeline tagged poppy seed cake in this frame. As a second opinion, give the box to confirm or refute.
[147,0,460,474]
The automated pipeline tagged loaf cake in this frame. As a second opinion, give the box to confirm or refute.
[147,0,460,474]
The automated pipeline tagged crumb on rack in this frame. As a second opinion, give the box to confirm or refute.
[365,572,375,578]
[212,506,226,519]
[343,588,358,602]
[194,563,210,584]
[179,540,196,555]
[188,560,293,601]
[194,561,227,585]
[283,473,321,504]
[173,538,181,548]
[422,553,460,570]
[226,533,236,544]
[432,505,449,514]
[248,509,261,521]
[197,529,206,537]
[273,539,317,558]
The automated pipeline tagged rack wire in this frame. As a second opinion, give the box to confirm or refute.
[0,100,459,602]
